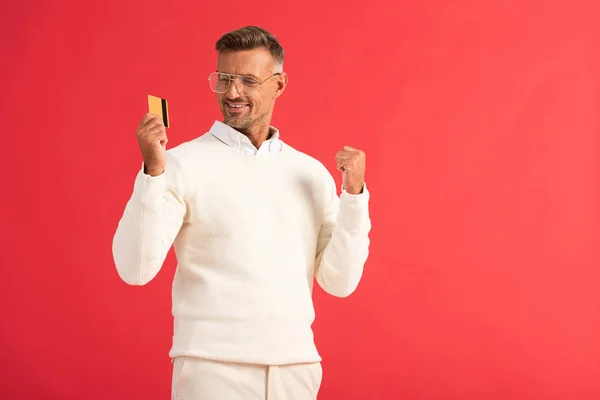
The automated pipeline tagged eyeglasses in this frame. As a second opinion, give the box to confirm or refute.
[208,72,282,94]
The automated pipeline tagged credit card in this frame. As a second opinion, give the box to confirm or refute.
[148,94,169,127]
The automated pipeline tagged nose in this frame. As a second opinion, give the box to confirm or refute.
[225,76,243,98]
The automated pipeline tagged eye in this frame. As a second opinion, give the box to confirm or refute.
[241,77,259,86]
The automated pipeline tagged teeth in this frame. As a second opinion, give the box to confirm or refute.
[228,103,245,108]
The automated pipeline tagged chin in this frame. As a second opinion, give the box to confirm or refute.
[224,116,252,130]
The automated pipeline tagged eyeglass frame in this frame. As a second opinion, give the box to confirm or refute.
[208,71,282,94]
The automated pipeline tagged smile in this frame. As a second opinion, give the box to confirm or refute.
[225,102,249,111]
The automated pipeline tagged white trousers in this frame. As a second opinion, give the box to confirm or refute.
[171,356,323,400]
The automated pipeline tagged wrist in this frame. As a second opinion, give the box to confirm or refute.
[344,184,364,195]
[143,164,165,177]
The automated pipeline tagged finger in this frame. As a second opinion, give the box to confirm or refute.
[336,159,350,170]
[139,113,158,127]
[336,151,353,159]
[336,152,354,159]
[339,147,365,159]
[336,156,355,165]
[145,125,167,138]
[146,117,164,130]
[141,114,163,129]
[141,118,165,132]
[336,151,358,161]
[139,125,166,141]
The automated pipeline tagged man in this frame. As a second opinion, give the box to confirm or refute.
[112,25,371,399]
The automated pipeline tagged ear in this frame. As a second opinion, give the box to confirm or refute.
[273,73,288,99]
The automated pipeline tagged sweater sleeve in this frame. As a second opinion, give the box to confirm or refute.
[112,153,187,285]
[314,175,371,298]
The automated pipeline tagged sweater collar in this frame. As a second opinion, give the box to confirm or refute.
[209,120,282,155]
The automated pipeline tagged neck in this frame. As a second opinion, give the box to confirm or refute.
[238,120,272,150]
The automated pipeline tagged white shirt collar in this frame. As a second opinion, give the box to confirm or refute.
[209,120,282,155]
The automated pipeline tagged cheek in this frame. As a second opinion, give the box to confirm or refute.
[246,95,259,109]
[253,95,272,110]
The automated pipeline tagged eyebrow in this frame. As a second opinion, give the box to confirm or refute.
[217,71,260,79]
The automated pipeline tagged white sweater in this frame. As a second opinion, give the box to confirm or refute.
[112,121,371,365]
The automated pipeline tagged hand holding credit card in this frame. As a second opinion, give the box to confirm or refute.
[135,95,170,176]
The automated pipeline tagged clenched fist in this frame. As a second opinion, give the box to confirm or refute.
[335,146,366,194]
[136,113,168,176]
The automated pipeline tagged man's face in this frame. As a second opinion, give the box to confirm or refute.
[216,48,286,132]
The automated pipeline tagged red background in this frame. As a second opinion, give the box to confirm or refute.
[1,1,599,399]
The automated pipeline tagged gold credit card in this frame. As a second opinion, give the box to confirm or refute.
[148,94,169,127]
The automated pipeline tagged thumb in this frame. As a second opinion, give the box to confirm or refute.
[341,166,348,181]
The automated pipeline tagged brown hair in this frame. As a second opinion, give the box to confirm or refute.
[215,26,285,70]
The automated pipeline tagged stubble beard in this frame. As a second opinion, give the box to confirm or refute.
[223,106,270,133]
[223,111,252,130]
[221,100,272,133]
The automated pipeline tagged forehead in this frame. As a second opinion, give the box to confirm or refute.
[217,48,276,77]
